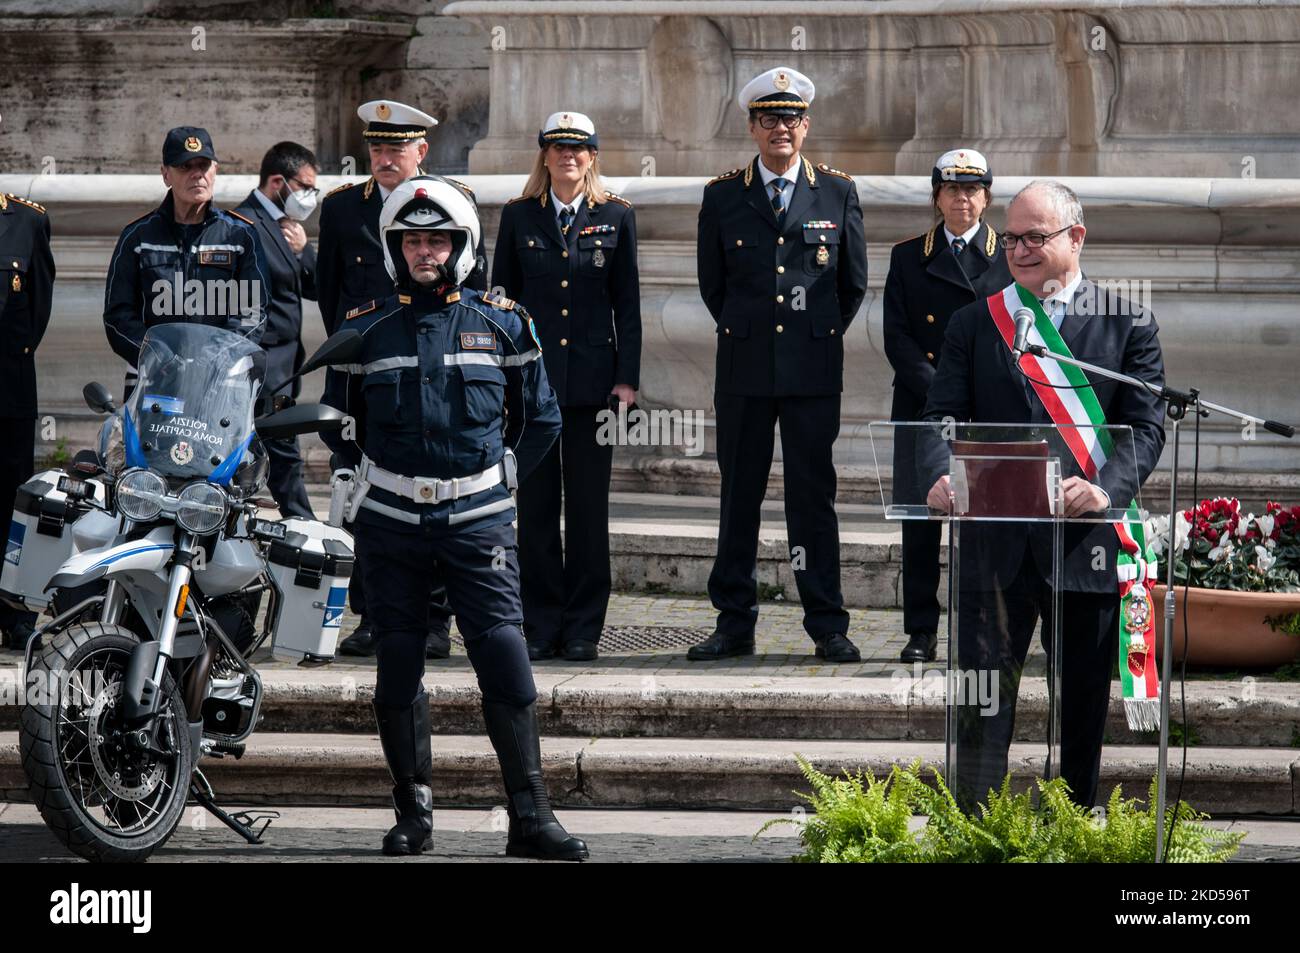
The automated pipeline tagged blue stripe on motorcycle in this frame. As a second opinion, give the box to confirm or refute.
[88,543,174,572]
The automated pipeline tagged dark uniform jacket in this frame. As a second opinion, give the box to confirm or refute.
[696,155,868,396]
[884,221,1011,502]
[235,191,318,397]
[0,194,54,419]
[103,191,269,368]
[918,279,1167,592]
[316,175,487,335]
[321,286,562,536]
[491,190,641,407]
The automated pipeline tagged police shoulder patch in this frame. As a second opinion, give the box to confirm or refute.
[481,291,516,311]
[324,181,358,199]
[5,194,46,214]
[604,190,632,207]
[226,209,254,226]
[345,299,378,321]
[706,168,741,186]
[816,163,853,181]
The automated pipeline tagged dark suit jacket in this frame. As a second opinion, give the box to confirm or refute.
[491,190,641,407]
[884,221,1012,502]
[316,175,487,335]
[918,278,1167,592]
[235,191,317,393]
[0,195,54,418]
[697,156,868,397]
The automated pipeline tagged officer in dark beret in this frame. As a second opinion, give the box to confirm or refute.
[883,147,1011,663]
[0,191,54,649]
[692,67,869,663]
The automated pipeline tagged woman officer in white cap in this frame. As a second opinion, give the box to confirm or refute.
[491,111,642,662]
[883,148,1011,663]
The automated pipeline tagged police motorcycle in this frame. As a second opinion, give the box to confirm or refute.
[5,321,361,862]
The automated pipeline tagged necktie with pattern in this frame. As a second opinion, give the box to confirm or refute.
[951,237,966,256]
[770,179,788,222]
[559,205,574,236]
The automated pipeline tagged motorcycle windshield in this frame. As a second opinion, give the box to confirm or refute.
[122,324,264,486]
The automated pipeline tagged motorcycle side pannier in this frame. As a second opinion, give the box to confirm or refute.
[265,519,354,664]
[2,470,106,609]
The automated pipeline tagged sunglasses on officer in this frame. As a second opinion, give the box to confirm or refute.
[754,114,807,130]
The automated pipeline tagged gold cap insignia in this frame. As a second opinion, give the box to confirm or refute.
[559,113,573,128]
[184,137,202,153]
[774,71,790,92]
[376,103,391,120]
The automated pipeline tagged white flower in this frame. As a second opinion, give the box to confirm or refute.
[1208,539,1232,562]
[1256,546,1277,573]
[1236,517,1252,539]
[1174,512,1191,552]
[1258,514,1276,539]
[1148,516,1168,555]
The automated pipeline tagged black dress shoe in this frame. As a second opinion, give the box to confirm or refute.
[686,631,755,661]
[425,628,451,660]
[561,640,598,661]
[814,633,862,663]
[528,642,558,661]
[900,632,938,663]
[338,620,378,657]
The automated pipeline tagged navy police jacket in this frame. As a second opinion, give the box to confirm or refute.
[321,285,562,535]
[0,193,55,419]
[103,190,269,368]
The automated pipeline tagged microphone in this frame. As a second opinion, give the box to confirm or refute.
[1011,307,1035,359]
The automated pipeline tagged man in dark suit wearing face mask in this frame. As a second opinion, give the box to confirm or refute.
[236,141,321,519]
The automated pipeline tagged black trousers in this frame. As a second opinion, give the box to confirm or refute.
[265,434,314,520]
[517,405,613,647]
[709,393,849,642]
[0,416,36,630]
[902,520,942,636]
[954,548,1119,811]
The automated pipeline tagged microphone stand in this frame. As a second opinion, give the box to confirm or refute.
[1017,341,1294,862]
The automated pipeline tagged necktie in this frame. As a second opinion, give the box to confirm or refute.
[559,206,574,236]
[951,237,966,256]
[770,179,788,222]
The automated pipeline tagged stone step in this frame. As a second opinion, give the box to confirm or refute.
[2,732,1294,815]
[4,669,1294,747]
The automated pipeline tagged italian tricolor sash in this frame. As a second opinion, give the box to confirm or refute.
[987,282,1160,732]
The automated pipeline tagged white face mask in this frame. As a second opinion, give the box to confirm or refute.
[280,182,318,222]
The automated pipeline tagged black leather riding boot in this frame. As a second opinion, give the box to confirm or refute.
[373,694,434,856]
[481,700,588,861]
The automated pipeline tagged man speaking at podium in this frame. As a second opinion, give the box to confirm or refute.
[919,180,1167,811]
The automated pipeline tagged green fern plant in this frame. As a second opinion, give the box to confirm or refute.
[761,757,1244,863]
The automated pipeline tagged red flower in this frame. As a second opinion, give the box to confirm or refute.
[1207,527,1219,543]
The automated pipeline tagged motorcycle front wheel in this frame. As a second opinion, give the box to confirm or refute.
[19,622,194,862]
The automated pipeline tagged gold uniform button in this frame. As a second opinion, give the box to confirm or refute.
[777,237,785,245]
[777,266,785,274]
[355,256,362,263]
[926,314,935,324]
[23,347,30,354]
[724,327,731,335]
[831,329,837,335]
[528,240,535,247]
[926,351,935,360]
[595,240,602,246]
[560,338,569,346]
[776,294,784,303]
[820,234,827,241]
[776,324,784,333]
[562,250,569,258]
[561,308,569,317]
[10,261,17,268]
[735,239,743,246]
[560,279,568,288]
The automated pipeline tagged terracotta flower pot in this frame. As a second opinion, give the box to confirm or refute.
[1150,584,1300,667]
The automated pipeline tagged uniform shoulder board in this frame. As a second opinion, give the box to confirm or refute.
[5,194,46,214]
[706,168,741,186]
[480,291,517,311]
[445,176,475,196]
[226,209,254,226]
[345,299,379,321]
[816,163,853,181]
[505,195,532,206]
[604,190,632,207]
[325,181,358,199]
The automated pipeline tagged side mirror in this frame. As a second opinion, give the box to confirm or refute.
[255,402,348,441]
[299,329,364,377]
[83,382,116,414]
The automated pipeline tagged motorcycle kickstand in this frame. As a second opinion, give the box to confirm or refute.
[190,769,278,844]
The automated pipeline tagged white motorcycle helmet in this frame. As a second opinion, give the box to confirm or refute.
[380,175,481,289]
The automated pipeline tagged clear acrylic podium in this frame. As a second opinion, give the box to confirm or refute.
[870,421,1145,811]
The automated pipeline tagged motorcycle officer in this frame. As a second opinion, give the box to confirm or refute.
[321,176,585,860]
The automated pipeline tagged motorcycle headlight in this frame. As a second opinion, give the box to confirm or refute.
[176,482,229,535]
[116,468,168,522]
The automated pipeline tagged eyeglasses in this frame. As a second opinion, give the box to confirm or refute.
[287,175,319,199]
[999,225,1072,249]
[756,114,805,130]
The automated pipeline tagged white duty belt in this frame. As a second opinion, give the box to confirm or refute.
[358,451,516,504]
